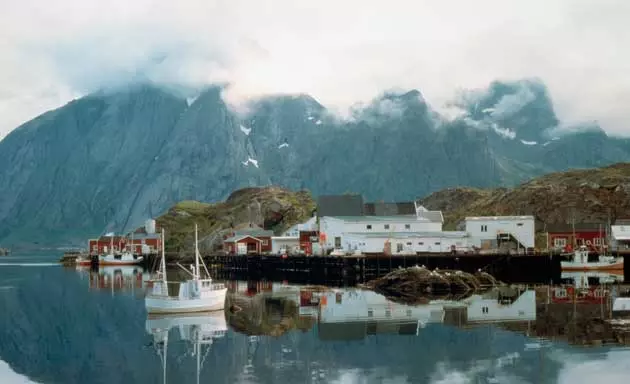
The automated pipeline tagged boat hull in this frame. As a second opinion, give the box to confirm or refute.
[99,256,144,266]
[561,259,624,271]
[145,288,227,314]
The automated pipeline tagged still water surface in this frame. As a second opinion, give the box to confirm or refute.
[1,252,630,383]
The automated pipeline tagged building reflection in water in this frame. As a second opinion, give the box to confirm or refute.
[224,272,630,347]
[75,265,153,296]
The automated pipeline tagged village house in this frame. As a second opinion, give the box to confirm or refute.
[611,223,630,251]
[223,229,274,255]
[545,223,608,252]
[88,219,161,256]
[464,216,535,252]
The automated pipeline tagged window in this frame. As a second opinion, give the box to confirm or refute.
[554,238,567,248]
[368,309,373,317]
[405,224,411,230]
[384,224,390,230]
[418,242,424,245]
[385,309,391,318]
[366,224,372,230]
[482,306,489,314]
[396,243,404,252]
[263,239,268,246]
[406,309,412,317]
[517,223,523,227]
[481,225,488,232]
[594,237,602,246]
[406,242,412,246]
[334,237,341,248]
[435,242,441,245]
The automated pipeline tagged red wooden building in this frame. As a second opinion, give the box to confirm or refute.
[299,230,319,255]
[88,232,162,256]
[223,229,273,255]
[546,223,607,252]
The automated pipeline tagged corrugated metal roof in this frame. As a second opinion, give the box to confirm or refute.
[317,195,364,217]
[364,202,416,216]
[465,216,535,221]
[326,214,442,224]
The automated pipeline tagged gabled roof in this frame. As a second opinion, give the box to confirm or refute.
[317,195,364,217]
[224,235,263,243]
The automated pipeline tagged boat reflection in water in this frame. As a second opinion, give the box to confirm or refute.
[75,265,153,297]
[145,310,227,384]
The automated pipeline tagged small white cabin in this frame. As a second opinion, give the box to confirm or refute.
[465,216,535,250]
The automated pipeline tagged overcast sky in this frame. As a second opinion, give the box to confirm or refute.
[1,0,629,138]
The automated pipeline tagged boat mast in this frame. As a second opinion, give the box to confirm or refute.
[194,223,200,280]
[161,228,167,282]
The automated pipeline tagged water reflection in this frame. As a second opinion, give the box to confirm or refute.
[3,257,630,383]
[145,311,227,384]
[74,266,153,297]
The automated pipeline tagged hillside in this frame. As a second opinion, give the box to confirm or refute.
[157,186,315,254]
[2,79,630,245]
[420,162,630,228]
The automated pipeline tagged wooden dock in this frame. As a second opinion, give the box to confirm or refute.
[201,253,565,285]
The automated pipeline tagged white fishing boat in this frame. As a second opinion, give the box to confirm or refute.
[99,235,144,266]
[146,310,227,384]
[145,225,227,314]
[561,245,624,271]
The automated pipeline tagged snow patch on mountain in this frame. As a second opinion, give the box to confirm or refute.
[242,157,259,168]
[492,124,516,140]
[315,120,322,125]
[520,140,537,145]
[240,125,251,135]
[307,116,314,121]
[186,96,199,107]
[278,143,289,149]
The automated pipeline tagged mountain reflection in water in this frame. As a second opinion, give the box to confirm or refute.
[0,260,630,383]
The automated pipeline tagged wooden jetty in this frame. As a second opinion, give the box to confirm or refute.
[202,253,565,286]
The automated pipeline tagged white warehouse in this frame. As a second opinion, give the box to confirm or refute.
[344,231,470,255]
[319,204,450,254]
[465,216,535,250]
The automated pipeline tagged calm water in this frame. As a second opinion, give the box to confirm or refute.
[1,252,630,384]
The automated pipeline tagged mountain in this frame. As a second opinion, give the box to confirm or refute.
[1,79,630,246]
[419,162,630,229]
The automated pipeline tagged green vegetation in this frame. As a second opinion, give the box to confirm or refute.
[421,162,630,229]
[157,186,316,254]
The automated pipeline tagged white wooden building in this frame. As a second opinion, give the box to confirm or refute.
[344,231,470,254]
[283,216,317,237]
[319,209,443,252]
[465,216,535,250]
[611,225,630,250]
[271,236,300,254]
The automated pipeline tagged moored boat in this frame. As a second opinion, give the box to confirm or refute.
[561,245,624,271]
[145,225,227,314]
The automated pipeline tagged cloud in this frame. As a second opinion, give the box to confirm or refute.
[0,359,36,383]
[1,0,630,138]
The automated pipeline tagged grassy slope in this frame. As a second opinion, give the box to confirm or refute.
[157,186,316,253]
[420,162,630,228]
